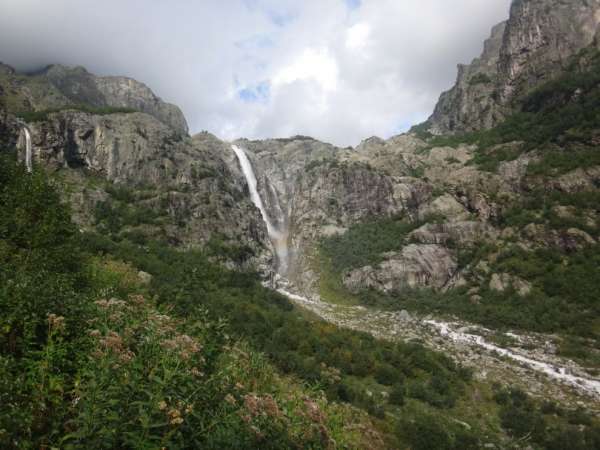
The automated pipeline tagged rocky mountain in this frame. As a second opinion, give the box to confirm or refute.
[0,65,273,272]
[1,0,600,447]
[427,0,600,134]
[0,63,188,134]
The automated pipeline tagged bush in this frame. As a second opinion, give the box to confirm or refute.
[0,154,366,448]
[320,217,421,272]
[16,105,137,122]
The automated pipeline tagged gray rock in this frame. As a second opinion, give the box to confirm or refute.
[428,0,600,134]
[399,310,411,321]
[343,244,458,294]
[490,273,531,297]
[138,271,153,285]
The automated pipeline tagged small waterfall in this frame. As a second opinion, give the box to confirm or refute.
[231,144,289,274]
[23,127,32,173]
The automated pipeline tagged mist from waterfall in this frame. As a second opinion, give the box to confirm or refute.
[23,127,32,173]
[231,144,289,274]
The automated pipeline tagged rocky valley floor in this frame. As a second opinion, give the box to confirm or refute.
[277,284,600,413]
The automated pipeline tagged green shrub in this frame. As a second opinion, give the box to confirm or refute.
[320,217,421,272]
[16,105,137,122]
[469,73,492,85]
[0,154,367,448]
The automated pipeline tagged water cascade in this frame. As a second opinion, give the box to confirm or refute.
[425,319,600,397]
[23,126,33,173]
[231,144,289,274]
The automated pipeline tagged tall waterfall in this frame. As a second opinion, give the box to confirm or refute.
[231,144,289,274]
[23,126,33,173]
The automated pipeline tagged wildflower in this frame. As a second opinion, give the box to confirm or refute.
[128,294,146,306]
[190,367,204,377]
[100,331,124,352]
[160,339,178,350]
[261,395,281,418]
[224,394,236,405]
[88,329,101,338]
[158,401,168,411]
[109,312,123,322]
[168,408,183,425]
[120,350,135,363]
[243,394,259,416]
[304,399,325,424]
[47,313,66,333]
[94,299,109,309]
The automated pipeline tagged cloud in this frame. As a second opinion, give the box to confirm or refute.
[0,0,512,147]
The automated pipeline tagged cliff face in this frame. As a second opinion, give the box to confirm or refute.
[0,63,271,271]
[17,110,270,270]
[428,0,600,134]
[0,63,188,134]
[1,0,598,296]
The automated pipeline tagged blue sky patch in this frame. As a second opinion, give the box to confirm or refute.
[344,0,361,10]
[238,80,271,103]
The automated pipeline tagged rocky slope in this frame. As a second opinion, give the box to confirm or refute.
[0,63,188,134]
[1,1,599,445]
[427,0,600,134]
[0,65,272,272]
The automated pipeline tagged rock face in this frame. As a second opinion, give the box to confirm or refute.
[1,63,188,134]
[2,0,599,301]
[8,108,271,271]
[428,21,507,134]
[428,0,600,134]
[343,245,458,294]
[228,137,417,289]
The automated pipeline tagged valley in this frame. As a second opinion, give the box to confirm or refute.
[2,0,600,447]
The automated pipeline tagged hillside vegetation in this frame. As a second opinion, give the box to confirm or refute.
[321,47,600,368]
[0,155,375,449]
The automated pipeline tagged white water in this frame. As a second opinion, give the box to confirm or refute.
[23,127,32,173]
[425,319,600,398]
[274,287,600,399]
[231,144,600,399]
[231,144,289,273]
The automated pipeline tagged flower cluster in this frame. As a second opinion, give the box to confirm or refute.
[47,313,65,334]
[158,400,193,426]
[89,329,134,363]
[160,333,202,361]
[238,392,284,440]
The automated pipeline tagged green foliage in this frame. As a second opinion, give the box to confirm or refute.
[398,412,479,450]
[81,232,471,415]
[420,47,600,172]
[468,73,492,85]
[493,387,600,450]
[320,217,421,272]
[16,105,137,122]
[409,121,434,140]
[0,154,88,356]
[93,196,163,234]
[0,155,366,448]
[526,146,600,177]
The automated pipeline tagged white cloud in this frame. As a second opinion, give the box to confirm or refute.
[0,0,512,147]
[273,48,339,92]
[345,23,371,51]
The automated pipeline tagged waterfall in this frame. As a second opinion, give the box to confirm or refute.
[23,127,32,173]
[231,144,289,274]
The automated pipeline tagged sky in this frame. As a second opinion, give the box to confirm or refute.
[0,0,512,147]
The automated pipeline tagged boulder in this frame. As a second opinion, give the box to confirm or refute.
[343,244,458,294]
